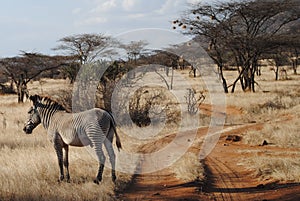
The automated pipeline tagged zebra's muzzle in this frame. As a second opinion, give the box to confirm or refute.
[23,123,34,134]
[23,126,33,134]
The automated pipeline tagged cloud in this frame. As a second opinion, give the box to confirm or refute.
[122,0,137,11]
[186,0,202,5]
[75,17,107,26]
[72,8,82,14]
[73,0,188,30]
[102,0,117,11]
[156,0,183,14]
[92,0,117,12]
[127,13,147,19]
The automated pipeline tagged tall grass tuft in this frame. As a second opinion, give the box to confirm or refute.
[171,152,205,182]
[242,156,300,183]
[243,118,300,148]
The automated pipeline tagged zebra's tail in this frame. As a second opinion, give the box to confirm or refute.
[115,130,122,152]
[109,113,122,152]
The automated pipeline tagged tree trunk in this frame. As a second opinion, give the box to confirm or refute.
[243,74,251,91]
[239,77,245,91]
[292,60,297,75]
[231,66,246,93]
[219,65,228,93]
[256,66,261,76]
[292,49,298,75]
[17,85,23,103]
[275,65,279,80]
[222,77,228,93]
[251,62,258,92]
[10,80,14,93]
[251,73,255,92]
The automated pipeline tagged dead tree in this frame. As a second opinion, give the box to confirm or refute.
[185,88,205,115]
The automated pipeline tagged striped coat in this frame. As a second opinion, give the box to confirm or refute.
[23,95,121,184]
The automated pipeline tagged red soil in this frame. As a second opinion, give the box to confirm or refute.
[118,106,300,201]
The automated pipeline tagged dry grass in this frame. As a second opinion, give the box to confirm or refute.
[166,126,205,183]
[1,67,299,199]
[0,75,206,200]
[238,75,300,148]
[171,152,205,182]
[0,145,118,201]
[225,68,300,123]
[0,94,137,201]
[224,69,300,183]
[239,109,300,182]
[241,156,300,183]
[243,118,300,147]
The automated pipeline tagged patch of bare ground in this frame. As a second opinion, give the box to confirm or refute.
[118,128,209,201]
[118,112,300,200]
[117,157,205,201]
[204,141,300,201]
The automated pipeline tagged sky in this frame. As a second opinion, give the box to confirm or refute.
[0,0,209,57]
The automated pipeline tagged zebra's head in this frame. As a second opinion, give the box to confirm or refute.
[23,95,42,134]
[23,106,41,134]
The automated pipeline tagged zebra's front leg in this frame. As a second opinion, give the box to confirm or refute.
[63,145,70,183]
[54,136,65,182]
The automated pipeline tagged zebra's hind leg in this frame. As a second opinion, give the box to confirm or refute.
[63,145,70,183]
[93,146,106,185]
[104,138,116,182]
[94,163,105,184]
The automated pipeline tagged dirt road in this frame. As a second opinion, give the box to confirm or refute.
[117,119,300,201]
[203,142,300,201]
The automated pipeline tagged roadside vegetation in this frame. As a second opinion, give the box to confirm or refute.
[224,70,300,184]
[0,0,299,200]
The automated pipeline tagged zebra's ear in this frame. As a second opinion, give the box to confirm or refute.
[29,95,40,104]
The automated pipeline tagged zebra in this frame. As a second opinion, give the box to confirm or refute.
[23,94,122,184]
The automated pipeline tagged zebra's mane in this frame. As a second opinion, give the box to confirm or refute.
[38,95,66,111]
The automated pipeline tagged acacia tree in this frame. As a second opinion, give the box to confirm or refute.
[175,0,300,92]
[265,33,300,79]
[0,52,74,102]
[120,40,149,64]
[53,33,118,83]
[280,21,300,75]
[54,33,118,64]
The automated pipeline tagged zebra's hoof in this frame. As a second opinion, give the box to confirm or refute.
[94,178,101,185]
[112,175,116,183]
[58,175,64,182]
[66,175,70,183]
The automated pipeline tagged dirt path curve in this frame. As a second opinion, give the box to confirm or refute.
[203,135,300,201]
[117,127,211,201]
[117,155,204,201]
[117,117,300,200]
[201,114,300,201]
[117,124,254,201]
[203,143,262,201]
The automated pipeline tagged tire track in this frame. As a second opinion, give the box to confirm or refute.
[205,157,237,201]
[203,123,257,201]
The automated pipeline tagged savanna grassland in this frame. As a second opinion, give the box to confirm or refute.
[0,100,134,201]
[0,80,137,201]
[225,69,300,185]
[0,67,299,201]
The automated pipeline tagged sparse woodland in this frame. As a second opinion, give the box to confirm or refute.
[0,0,300,200]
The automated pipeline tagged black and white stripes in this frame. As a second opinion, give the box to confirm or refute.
[23,94,122,184]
